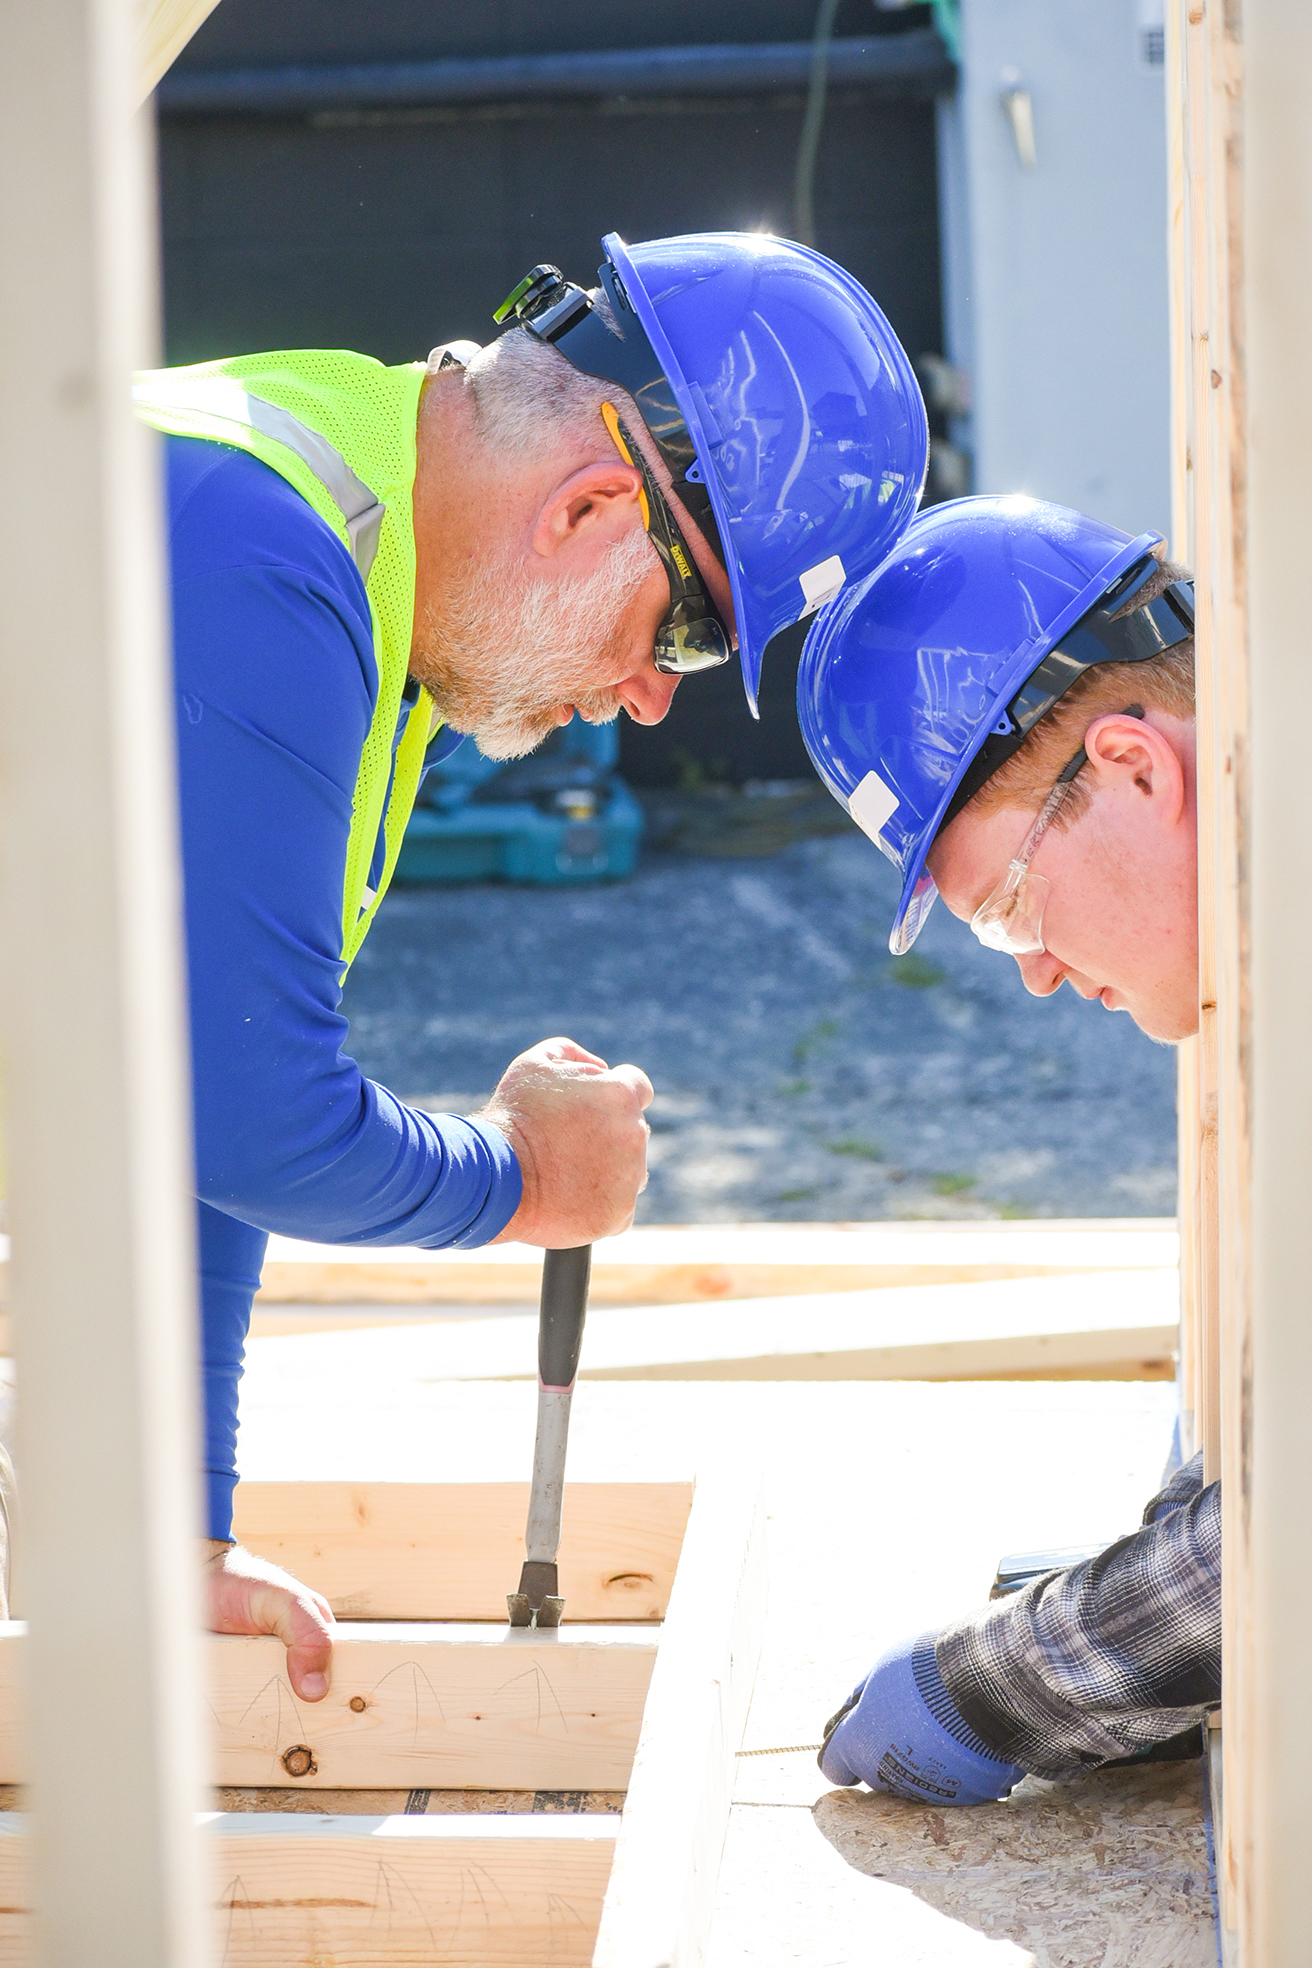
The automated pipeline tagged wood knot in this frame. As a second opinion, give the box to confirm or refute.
[349,1696,367,1713]
[281,1744,317,1778]
[691,1269,733,1299]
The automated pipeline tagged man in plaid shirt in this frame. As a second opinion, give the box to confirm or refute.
[798,496,1216,1803]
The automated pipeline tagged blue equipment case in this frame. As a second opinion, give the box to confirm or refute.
[395,715,644,887]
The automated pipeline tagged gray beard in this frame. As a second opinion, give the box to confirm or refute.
[411,528,657,760]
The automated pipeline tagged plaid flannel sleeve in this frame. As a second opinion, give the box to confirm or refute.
[934,1452,1221,1780]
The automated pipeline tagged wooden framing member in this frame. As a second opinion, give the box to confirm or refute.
[0,1470,765,1964]
[246,1271,1178,1385]
[1168,0,1248,1943]
[1170,1,1312,1959]
[593,1467,766,1968]
[244,1219,1178,1307]
[0,1622,656,1792]
[0,1221,1181,1333]
[136,0,223,103]
[232,1481,693,1622]
[1226,3,1312,1958]
[0,0,211,1960]
[0,1813,620,1968]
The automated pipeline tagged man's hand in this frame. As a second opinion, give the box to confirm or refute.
[202,1540,336,1701]
[478,1037,653,1247]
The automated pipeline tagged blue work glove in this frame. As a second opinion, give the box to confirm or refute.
[819,1633,1026,1805]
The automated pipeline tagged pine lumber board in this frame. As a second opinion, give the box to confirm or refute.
[0,14,211,1947]
[240,1269,1178,1388]
[1169,0,1259,1944]
[0,1382,1196,1966]
[0,1624,655,1792]
[0,1223,1182,1337]
[231,1480,693,1622]
[137,0,222,102]
[593,1468,767,1968]
[0,1812,617,1967]
[246,1220,1177,1307]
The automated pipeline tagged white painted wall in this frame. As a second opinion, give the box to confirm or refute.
[944,0,1171,536]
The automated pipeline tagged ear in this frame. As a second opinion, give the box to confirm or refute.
[1084,712,1186,827]
[531,459,645,564]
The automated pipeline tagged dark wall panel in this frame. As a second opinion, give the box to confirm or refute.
[160,94,941,369]
[158,2,944,784]
[176,0,924,68]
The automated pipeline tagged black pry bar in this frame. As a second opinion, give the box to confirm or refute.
[507,1245,592,1629]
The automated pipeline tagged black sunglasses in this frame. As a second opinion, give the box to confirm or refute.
[601,403,734,676]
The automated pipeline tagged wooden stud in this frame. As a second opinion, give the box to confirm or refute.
[0,1220,1179,1327]
[1167,0,1220,1481]
[1168,0,1252,1949]
[1235,5,1312,1960]
[0,0,209,1961]
[593,1469,767,1968]
[0,1813,619,1968]
[0,1464,768,1964]
[247,1220,1178,1308]
[0,1624,655,1793]
[242,1271,1179,1388]
[233,1481,693,1622]
[1169,1,1312,1958]
[136,0,223,102]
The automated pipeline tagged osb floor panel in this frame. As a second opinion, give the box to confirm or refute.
[663,1382,1213,1967]
[710,1762,1212,1966]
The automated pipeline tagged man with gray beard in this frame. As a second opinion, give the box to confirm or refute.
[133,230,928,1695]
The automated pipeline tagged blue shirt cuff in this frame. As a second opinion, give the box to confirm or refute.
[429,1114,522,1248]
[207,1468,239,1545]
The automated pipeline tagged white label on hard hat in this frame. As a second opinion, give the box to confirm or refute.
[848,769,899,844]
[798,554,846,617]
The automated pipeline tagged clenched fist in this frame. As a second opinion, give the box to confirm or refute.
[478,1037,653,1247]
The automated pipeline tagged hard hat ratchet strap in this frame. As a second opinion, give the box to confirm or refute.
[494,260,726,567]
[942,567,1194,833]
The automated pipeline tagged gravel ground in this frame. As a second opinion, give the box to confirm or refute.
[341,801,1179,1223]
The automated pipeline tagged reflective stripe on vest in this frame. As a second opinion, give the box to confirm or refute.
[135,373,388,581]
[133,350,435,971]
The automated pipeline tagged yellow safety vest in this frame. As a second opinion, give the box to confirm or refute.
[133,348,438,971]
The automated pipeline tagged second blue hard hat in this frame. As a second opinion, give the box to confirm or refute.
[796,495,1179,953]
[497,231,929,714]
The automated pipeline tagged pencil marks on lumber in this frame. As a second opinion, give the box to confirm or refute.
[234,1673,310,1781]
[367,1658,446,1745]
[214,1855,595,1966]
[493,1661,571,1737]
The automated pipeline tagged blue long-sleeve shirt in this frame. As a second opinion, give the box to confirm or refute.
[167,435,522,1538]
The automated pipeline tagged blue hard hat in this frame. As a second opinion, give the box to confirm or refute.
[797,495,1173,953]
[494,233,929,715]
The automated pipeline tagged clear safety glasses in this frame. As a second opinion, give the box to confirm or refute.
[970,706,1144,956]
[601,402,734,676]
